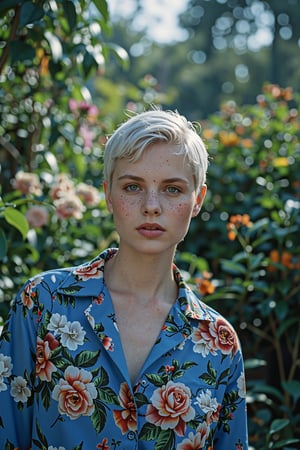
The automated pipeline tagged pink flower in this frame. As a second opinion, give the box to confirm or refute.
[49,174,74,200]
[52,366,97,419]
[79,124,96,149]
[69,99,98,119]
[13,171,42,196]
[113,382,137,434]
[21,277,42,309]
[54,194,85,220]
[26,205,49,228]
[177,422,210,449]
[146,381,195,436]
[73,259,103,280]
[192,317,238,357]
[102,336,113,351]
[36,334,58,381]
[75,182,100,206]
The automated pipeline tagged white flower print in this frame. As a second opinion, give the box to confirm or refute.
[0,354,13,392]
[47,313,68,334]
[237,372,246,398]
[48,446,66,450]
[195,389,218,414]
[190,327,216,356]
[84,304,95,329]
[60,321,86,350]
[10,376,31,402]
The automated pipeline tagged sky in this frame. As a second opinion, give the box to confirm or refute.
[107,0,189,44]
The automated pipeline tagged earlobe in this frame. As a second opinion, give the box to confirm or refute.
[192,184,207,217]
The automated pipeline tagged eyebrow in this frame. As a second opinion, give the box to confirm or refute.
[117,174,190,185]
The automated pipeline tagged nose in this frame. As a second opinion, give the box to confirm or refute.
[142,190,162,216]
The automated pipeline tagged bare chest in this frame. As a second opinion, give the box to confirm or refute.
[114,302,170,384]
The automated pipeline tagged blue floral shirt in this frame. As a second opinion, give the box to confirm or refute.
[0,248,248,450]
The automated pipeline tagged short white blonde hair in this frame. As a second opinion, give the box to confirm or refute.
[104,109,208,191]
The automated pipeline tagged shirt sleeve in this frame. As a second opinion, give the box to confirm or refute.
[0,281,38,448]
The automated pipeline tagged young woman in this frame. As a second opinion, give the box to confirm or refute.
[0,110,248,449]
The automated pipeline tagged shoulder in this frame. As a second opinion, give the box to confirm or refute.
[17,248,117,307]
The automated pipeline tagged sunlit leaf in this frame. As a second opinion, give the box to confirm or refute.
[3,207,29,240]
[92,0,109,22]
[45,31,63,62]
[269,418,290,435]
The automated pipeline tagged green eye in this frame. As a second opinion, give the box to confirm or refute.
[166,186,180,194]
[125,184,140,192]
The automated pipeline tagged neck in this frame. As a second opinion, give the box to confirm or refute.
[104,247,177,306]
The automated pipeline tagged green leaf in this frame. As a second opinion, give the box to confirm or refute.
[97,386,119,404]
[82,50,97,77]
[0,228,7,259]
[154,429,174,450]
[139,423,161,441]
[134,392,149,407]
[95,366,109,387]
[181,361,197,370]
[91,401,106,433]
[200,373,217,387]
[75,350,101,368]
[19,2,44,27]
[0,0,20,12]
[92,0,109,22]
[244,358,267,369]
[106,43,129,70]
[145,373,165,387]
[282,380,300,404]
[271,438,300,448]
[62,0,77,31]
[220,259,247,275]
[269,418,290,435]
[4,207,29,239]
[249,253,265,270]
[9,41,35,65]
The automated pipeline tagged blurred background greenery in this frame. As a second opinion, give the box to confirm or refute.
[0,1,299,448]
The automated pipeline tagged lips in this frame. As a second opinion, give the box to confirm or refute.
[136,223,165,238]
[137,223,165,231]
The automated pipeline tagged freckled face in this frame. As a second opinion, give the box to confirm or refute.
[104,142,206,257]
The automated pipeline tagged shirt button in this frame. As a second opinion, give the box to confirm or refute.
[127,430,137,440]
[140,379,147,387]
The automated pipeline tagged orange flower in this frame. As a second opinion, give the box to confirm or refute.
[113,382,137,434]
[263,84,293,101]
[195,272,215,296]
[281,251,294,269]
[241,138,253,149]
[268,250,295,271]
[36,334,58,382]
[146,381,195,436]
[229,214,252,227]
[202,128,215,140]
[219,130,239,147]
[227,214,252,240]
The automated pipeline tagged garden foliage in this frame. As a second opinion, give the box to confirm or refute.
[0,1,299,449]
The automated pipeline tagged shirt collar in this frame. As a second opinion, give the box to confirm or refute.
[57,248,214,322]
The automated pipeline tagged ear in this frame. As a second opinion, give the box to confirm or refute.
[103,181,113,213]
[192,184,207,217]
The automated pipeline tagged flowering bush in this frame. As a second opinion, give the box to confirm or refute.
[178,84,300,449]
[0,7,299,444]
